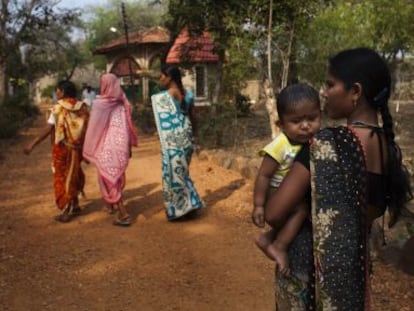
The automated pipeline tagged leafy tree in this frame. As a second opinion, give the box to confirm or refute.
[165,0,259,104]
[84,0,166,70]
[239,0,328,138]
[369,0,414,61]
[0,0,79,104]
[298,1,374,84]
[297,0,414,85]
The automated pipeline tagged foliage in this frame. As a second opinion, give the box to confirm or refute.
[84,0,166,69]
[0,92,39,138]
[219,4,264,98]
[197,100,251,148]
[0,0,82,102]
[407,223,414,237]
[164,0,268,104]
[369,0,414,61]
[41,85,56,98]
[0,1,80,62]
[270,0,331,87]
[132,105,157,133]
[3,0,413,137]
[297,0,414,85]
[235,94,252,117]
[22,27,88,82]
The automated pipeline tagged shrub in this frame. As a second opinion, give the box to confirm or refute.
[0,92,40,139]
[197,101,245,149]
[235,93,252,117]
[41,85,56,98]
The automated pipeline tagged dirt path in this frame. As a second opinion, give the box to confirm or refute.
[0,106,413,311]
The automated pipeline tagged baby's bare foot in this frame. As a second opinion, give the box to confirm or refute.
[268,243,290,276]
[255,232,276,260]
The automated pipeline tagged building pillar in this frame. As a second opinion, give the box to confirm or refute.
[142,76,149,105]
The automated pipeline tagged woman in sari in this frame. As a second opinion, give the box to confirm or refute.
[83,73,138,226]
[151,65,204,220]
[24,80,90,223]
[264,48,412,310]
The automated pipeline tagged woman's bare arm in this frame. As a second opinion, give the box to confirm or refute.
[23,124,53,155]
[264,161,310,227]
[188,105,197,135]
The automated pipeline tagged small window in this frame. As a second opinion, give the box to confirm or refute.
[195,66,206,98]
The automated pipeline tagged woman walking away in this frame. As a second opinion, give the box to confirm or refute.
[151,65,204,220]
[24,80,90,223]
[83,73,138,227]
[264,47,412,310]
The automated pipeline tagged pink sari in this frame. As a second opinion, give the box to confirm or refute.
[83,74,137,203]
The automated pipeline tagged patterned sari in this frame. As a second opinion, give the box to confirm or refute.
[311,126,368,310]
[275,221,315,310]
[151,91,204,220]
[275,126,369,310]
[83,74,138,204]
[50,98,89,210]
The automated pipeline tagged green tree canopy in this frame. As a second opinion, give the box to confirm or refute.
[84,0,166,69]
[0,0,81,103]
[297,0,414,85]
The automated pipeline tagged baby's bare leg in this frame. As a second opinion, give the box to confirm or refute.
[255,228,277,260]
[268,201,309,275]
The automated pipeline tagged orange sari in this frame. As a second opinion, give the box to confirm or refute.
[50,98,89,210]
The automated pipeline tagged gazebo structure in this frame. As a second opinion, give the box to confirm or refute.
[94,26,170,104]
[94,27,220,106]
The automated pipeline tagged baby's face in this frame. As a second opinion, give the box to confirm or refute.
[278,101,321,144]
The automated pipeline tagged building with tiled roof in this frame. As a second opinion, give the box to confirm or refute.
[166,29,219,64]
[94,27,170,55]
[94,27,219,106]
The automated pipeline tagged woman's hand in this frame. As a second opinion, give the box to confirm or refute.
[23,145,33,155]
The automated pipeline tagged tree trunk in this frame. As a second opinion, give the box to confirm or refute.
[264,0,278,139]
[264,79,279,139]
[267,0,273,83]
[212,58,223,105]
[0,60,6,105]
[0,0,9,105]
[279,24,294,90]
[28,80,37,105]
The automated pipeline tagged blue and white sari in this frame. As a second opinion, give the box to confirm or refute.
[151,90,205,220]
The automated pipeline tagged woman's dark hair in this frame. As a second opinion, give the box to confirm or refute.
[56,80,77,98]
[329,47,413,227]
[161,65,188,114]
[276,83,320,120]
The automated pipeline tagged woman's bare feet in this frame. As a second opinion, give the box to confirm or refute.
[105,203,117,214]
[71,198,82,216]
[54,208,72,223]
[112,200,132,227]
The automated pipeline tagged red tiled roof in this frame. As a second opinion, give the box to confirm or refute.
[166,29,219,64]
[94,27,170,54]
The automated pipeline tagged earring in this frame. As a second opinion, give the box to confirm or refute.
[353,100,357,108]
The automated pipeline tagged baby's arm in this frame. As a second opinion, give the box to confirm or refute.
[252,154,279,228]
[265,161,310,225]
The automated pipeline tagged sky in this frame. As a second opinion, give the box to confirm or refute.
[58,0,107,10]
